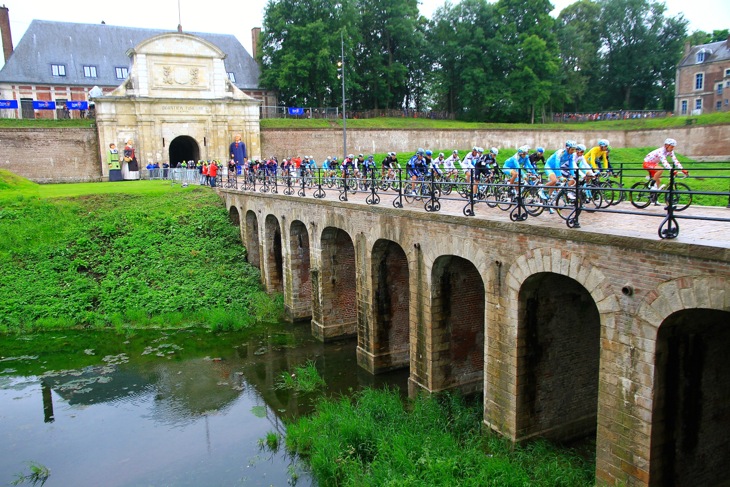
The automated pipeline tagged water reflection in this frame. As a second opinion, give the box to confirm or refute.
[0,323,408,486]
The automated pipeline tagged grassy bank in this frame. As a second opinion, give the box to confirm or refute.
[261,111,730,131]
[0,171,281,333]
[286,388,594,486]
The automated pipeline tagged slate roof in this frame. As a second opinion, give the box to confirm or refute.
[0,20,261,90]
[678,39,730,68]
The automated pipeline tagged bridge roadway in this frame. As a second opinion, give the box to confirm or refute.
[220,183,730,487]
[231,181,730,248]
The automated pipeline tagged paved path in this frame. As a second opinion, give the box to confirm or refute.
[226,183,730,249]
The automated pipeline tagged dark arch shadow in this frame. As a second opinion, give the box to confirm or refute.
[169,136,200,167]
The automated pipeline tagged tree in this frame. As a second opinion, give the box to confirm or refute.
[259,0,360,107]
[353,0,423,110]
[555,0,603,112]
[598,0,688,109]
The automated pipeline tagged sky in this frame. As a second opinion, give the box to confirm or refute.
[1,0,728,68]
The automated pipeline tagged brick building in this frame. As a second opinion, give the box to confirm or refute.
[0,7,275,119]
[675,36,730,115]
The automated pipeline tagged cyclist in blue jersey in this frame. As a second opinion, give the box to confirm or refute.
[406,148,426,193]
[502,146,535,186]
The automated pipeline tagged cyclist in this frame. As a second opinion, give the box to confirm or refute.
[362,154,377,180]
[502,146,536,187]
[381,151,398,180]
[443,150,460,179]
[643,138,687,190]
[575,144,595,184]
[461,146,480,186]
[341,153,356,177]
[585,139,611,171]
[431,152,446,178]
[541,140,577,204]
[529,147,546,169]
[406,148,426,193]
[354,154,366,178]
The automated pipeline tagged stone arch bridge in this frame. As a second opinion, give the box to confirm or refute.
[220,188,729,487]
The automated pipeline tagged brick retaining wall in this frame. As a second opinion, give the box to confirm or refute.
[1,124,728,183]
[0,127,101,183]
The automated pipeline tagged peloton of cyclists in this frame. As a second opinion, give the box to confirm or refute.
[643,138,687,190]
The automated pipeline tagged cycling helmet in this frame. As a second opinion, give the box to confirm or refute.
[477,147,484,153]
[358,153,364,158]
[664,138,677,146]
[576,144,586,152]
[536,147,544,153]
[417,148,425,155]
[598,139,609,147]
[348,153,354,159]
[425,150,433,156]
[452,149,459,154]
[326,156,331,161]
[368,155,374,160]
[438,152,444,158]
[472,146,478,152]
[388,151,396,157]
[490,147,499,155]
[518,145,529,154]
[565,140,577,149]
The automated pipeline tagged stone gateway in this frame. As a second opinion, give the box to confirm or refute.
[94,32,260,179]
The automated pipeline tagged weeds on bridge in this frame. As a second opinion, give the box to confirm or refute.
[286,388,594,486]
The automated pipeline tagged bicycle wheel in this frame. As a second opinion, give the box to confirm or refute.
[630,181,652,209]
[522,187,544,216]
[665,182,692,211]
[496,187,513,211]
[555,190,574,220]
[583,186,602,211]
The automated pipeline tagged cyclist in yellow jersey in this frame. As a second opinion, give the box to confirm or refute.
[584,139,610,170]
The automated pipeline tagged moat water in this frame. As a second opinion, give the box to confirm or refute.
[0,324,408,486]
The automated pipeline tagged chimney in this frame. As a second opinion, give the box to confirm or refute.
[682,41,691,59]
[0,5,13,63]
[251,27,261,58]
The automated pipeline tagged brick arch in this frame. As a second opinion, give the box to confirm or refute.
[505,248,615,314]
[636,276,730,338]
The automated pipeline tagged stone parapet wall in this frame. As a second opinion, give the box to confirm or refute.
[261,124,730,162]
[0,127,101,183]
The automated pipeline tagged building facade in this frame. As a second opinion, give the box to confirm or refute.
[675,36,730,115]
[0,15,276,119]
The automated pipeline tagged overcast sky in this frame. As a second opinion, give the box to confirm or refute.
[2,0,728,67]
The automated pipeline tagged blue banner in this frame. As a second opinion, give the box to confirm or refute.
[288,107,304,116]
[33,101,56,110]
[66,101,88,110]
[0,100,18,109]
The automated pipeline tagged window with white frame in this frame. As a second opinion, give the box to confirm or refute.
[696,51,705,63]
[83,66,97,78]
[115,67,129,79]
[719,83,724,95]
[695,98,702,110]
[725,68,730,77]
[681,100,688,115]
[695,73,704,90]
[227,72,236,83]
[51,64,66,76]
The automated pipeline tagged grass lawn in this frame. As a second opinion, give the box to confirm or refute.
[261,111,730,131]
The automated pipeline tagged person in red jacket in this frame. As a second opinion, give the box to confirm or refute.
[208,160,218,187]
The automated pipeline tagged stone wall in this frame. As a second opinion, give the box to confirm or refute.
[1,124,729,184]
[0,127,101,183]
[261,124,730,162]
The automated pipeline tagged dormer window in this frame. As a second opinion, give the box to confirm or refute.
[227,72,236,83]
[697,51,705,63]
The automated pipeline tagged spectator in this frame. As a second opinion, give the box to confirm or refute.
[208,160,218,187]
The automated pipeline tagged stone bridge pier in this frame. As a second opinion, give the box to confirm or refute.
[223,190,730,487]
